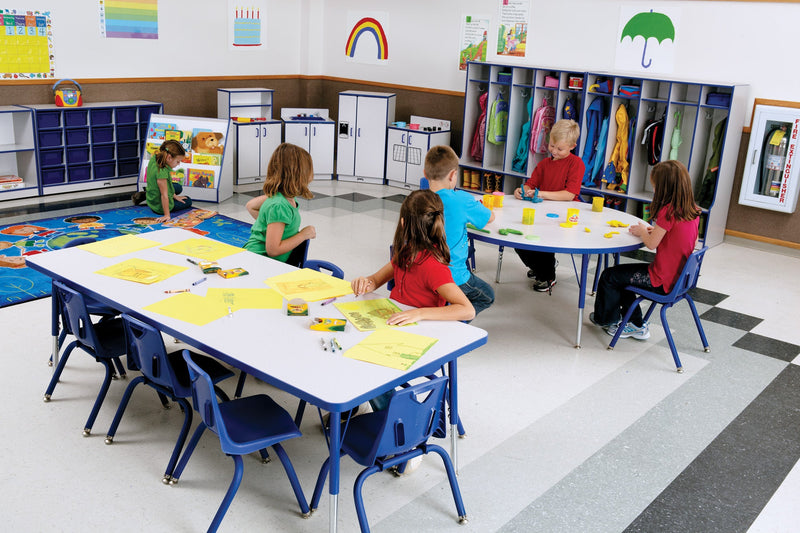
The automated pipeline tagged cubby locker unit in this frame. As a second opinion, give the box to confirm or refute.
[217,88,274,120]
[138,114,233,203]
[385,116,451,190]
[281,108,335,180]
[459,63,585,195]
[0,106,38,201]
[336,91,396,184]
[459,61,747,248]
[26,101,162,196]
[579,74,747,247]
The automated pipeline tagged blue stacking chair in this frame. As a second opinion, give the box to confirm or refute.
[310,376,467,532]
[104,314,235,484]
[607,247,710,373]
[43,280,128,436]
[170,351,310,533]
[234,239,344,399]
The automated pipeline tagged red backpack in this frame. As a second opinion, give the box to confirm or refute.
[470,92,489,161]
[529,97,555,154]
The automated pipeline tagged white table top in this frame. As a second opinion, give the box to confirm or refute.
[28,228,487,411]
[470,197,645,255]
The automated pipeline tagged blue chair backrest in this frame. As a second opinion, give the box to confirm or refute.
[419,178,430,190]
[671,247,707,297]
[53,281,101,353]
[304,259,344,279]
[121,314,188,396]
[286,239,309,268]
[369,376,448,462]
[182,350,232,451]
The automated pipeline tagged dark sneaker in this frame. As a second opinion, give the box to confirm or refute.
[526,269,536,279]
[131,191,146,205]
[532,278,556,293]
[589,312,614,328]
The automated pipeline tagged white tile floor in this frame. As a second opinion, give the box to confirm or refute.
[2,181,799,532]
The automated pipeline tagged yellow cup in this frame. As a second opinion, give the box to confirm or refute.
[492,191,504,207]
[567,207,580,223]
[482,194,494,209]
[592,196,604,212]
[522,207,535,225]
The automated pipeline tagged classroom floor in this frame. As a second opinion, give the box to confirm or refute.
[3,180,800,533]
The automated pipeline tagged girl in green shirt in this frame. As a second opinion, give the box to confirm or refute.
[140,140,192,223]
[244,143,316,262]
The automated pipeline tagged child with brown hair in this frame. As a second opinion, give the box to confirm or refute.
[137,140,193,223]
[243,143,316,262]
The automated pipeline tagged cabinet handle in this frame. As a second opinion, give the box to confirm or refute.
[408,135,413,146]
[401,133,405,144]
[752,149,758,165]
[357,128,361,138]
[305,126,308,137]
[312,126,316,137]
[255,127,260,138]
[263,127,267,137]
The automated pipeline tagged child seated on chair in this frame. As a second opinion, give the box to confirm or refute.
[425,145,495,317]
[590,160,700,341]
[513,119,584,293]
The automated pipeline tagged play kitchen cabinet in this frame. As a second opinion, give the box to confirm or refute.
[0,106,38,201]
[217,88,273,120]
[460,61,748,247]
[281,108,335,180]
[26,101,162,196]
[385,116,451,189]
[738,103,800,214]
[229,119,282,188]
[336,91,396,184]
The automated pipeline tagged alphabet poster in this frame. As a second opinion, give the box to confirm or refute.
[0,9,54,79]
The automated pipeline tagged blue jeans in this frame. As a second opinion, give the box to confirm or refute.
[459,272,495,317]
[593,263,665,327]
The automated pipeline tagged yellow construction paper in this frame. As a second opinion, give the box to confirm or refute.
[205,288,283,310]
[95,258,187,284]
[144,293,230,326]
[78,235,161,257]
[265,268,353,302]
[160,238,244,261]
[334,298,414,331]
[343,329,438,370]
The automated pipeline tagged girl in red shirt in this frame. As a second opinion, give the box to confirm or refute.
[591,160,700,340]
[352,189,475,325]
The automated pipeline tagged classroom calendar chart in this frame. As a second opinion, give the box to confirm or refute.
[0,9,54,79]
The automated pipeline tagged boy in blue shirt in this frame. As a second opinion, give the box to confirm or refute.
[425,145,495,317]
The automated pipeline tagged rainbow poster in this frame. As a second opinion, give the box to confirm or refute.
[100,0,158,40]
[345,14,388,63]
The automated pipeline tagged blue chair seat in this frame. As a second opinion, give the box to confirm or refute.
[607,247,710,373]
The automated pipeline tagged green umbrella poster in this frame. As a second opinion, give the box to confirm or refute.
[615,6,680,74]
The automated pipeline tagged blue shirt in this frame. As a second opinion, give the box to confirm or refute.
[436,189,492,285]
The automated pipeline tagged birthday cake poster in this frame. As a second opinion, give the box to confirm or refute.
[227,1,266,50]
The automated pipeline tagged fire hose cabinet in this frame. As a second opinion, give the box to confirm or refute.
[739,103,800,213]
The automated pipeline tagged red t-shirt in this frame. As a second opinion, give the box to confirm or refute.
[649,205,699,292]
[389,251,454,309]
[525,153,584,199]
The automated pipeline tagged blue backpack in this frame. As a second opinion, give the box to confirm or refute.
[512,96,533,173]
[581,98,607,186]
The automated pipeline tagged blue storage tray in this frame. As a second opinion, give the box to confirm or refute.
[93,161,116,179]
[37,130,62,147]
[92,144,115,161]
[92,126,114,143]
[117,158,140,176]
[65,128,89,146]
[115,107,138,124]
[116,124,138,141]
[139,105,160,124]
[117,141,140,159]
[36,110,61,129]
[39,148,64,167]
[67,163,91,182]
[64,109,88,127]
[90,108,113,125]
[41,166,66,185]
[66,146,90,164]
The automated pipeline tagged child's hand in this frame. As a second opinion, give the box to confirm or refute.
[386,309,423,326]
[351,277,375,296]
[174,195,188,202]
[156,214,170,223]
[300,225,316,240]
[628,222,651,238]
[515,187,525,199]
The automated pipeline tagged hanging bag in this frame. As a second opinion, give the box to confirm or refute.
[512,96,533,173]
[487,92,509,145]
[469,91,489,161]
[529,97,555,154]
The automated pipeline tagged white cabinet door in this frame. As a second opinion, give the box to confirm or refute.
[236,124,261,180]
[337,95,357,176]
[260,123,281,175]
[284,122,310,151]
[309,122,334,175]
[354,97,389,178]
[385,128,407,182]
[404,131,428,187]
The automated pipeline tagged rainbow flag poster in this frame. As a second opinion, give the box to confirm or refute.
[100,0,158,40]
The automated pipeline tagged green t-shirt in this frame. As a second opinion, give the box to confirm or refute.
[145,157,174,215]
[243,193,301,262]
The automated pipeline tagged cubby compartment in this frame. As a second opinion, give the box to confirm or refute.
[39,148,63,167]
[92,161,116,179]
[641,80,670,102]
[92,144,115,161]
[66,146,90,165]
[670,83,702,105]
[139,105,160,124]
[91,126,114,143]
[90,108,113,125]
[37,130,62,147]
[65,128,89,146]
[115,107,138,124]
[40,166,65,185]
[116,124,138,142]
[117,158,140,176]
[63,109,88,127]
[117,141,140,159]
[67,163,91,182]
[36,110,61,129]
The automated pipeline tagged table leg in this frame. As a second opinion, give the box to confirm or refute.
[51,282,59,371]
[495,245,505,283]
[328,410,341,533]
[575,254,590,349]
[448,359,459,474]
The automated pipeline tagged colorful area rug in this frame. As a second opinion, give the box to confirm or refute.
[0,206,252,308]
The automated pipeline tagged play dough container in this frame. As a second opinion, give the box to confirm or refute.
[492,191,504,207]
[522,207,535,225]
[592,196,604,212]
[482,194,494,209]
[567,207,580,223]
